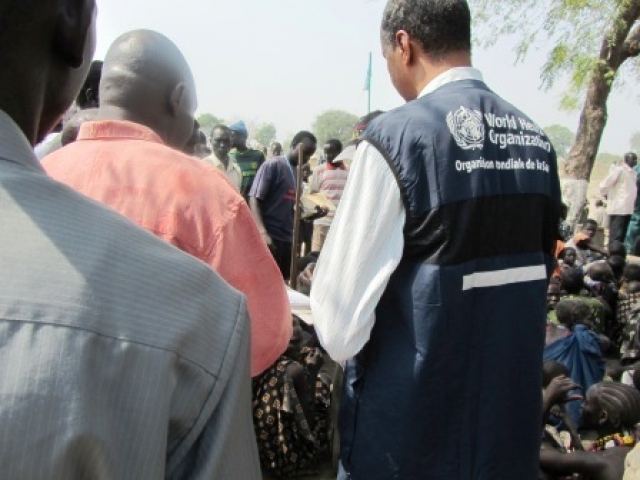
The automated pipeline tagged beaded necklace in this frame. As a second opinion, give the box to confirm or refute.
[589,432,636,451]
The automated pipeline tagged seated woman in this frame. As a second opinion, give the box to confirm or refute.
[540,382,640,480]
[252,316,331,478]
[544,298,606,429]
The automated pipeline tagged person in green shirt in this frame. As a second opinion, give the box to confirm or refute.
[229,120,265,200]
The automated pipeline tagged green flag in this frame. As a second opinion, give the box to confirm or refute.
[364,52,372,91]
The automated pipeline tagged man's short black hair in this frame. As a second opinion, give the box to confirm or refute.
[210,124,230,136]
[291,131,317,148]
[381,0,471,60]
[625,152,638,165]
[325,139,343,152]
[583,219,598,229]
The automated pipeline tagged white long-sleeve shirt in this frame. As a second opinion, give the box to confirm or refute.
[310,67,483,363]
[599,162,637,215]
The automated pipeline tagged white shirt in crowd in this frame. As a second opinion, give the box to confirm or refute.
[203,153,243,191]
[310,67,484,363]
[599,162,637,216]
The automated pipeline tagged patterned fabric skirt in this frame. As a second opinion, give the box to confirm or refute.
[252,356,330,478]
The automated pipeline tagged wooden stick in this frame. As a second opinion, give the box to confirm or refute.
[289,143,305,288]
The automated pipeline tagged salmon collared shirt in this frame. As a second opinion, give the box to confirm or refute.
[43,120,292,376]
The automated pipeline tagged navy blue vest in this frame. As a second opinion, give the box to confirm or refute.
[340,80,561,479]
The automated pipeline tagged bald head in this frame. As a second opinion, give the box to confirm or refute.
[99,30,197,150]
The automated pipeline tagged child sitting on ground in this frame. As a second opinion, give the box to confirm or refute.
[544,298,606,429]
[564,219,608,268]
[584,262,619,350]
[541,361,583,454]
[560,247,578,269]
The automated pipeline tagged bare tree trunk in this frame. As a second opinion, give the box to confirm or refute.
[562,0,640,230]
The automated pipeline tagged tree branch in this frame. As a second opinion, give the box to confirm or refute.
[623,23,640,58]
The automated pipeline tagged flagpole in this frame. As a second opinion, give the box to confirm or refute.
[367,52,372,114]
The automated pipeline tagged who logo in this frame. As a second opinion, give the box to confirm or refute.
[446,106,485,150]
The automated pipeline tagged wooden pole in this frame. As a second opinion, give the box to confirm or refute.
[289,143,305,288]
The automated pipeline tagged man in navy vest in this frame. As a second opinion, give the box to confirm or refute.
[310,0,561,478]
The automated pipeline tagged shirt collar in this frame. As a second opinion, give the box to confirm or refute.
[418,67,484,98]
[209,153,236,171]
[326,161,345,171]
[0,109,43,173]
[77,120,165,145]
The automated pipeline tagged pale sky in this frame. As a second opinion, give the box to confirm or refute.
[94,0,637,154]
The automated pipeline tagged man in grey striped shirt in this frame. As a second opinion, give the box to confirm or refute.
[0,0,260,478]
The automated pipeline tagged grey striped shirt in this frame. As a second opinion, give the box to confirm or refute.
[0,111,260,479]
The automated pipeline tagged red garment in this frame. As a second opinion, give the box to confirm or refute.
[43,120,292,376]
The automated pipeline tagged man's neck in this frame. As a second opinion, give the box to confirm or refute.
[412,51,473,98]
[236,144,248,153]
[96,105,165,140]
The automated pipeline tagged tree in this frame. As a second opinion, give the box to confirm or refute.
[631,131,640,152]
[473,0,640,228]
[312,110,360,146]
[255,123,277,148]
[544,125,574,158]
[196,113,225,134]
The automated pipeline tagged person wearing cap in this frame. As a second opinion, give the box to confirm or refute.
[309,139,349,252]
[229,120,266,199]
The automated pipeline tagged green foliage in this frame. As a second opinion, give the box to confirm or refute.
[255,123,277,148]
[196,113,225,134]
[543,124,574,157]
[631,131,640,152]
[312,110,359,146]
[595,152,620,166]
[471,0,638,110]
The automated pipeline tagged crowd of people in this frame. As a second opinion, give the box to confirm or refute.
[2,0,640,479]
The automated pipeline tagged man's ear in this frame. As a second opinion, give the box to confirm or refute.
[169,83,186,118]
[395,30,413,66]
[53,0,95,68]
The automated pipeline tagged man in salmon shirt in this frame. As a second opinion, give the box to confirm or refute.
[43,29,291,377]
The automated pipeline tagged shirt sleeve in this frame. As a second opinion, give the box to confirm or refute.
[249,161,273,200]
[209,198,292,377]
[310,141,405,363]
[599,166,621,196]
